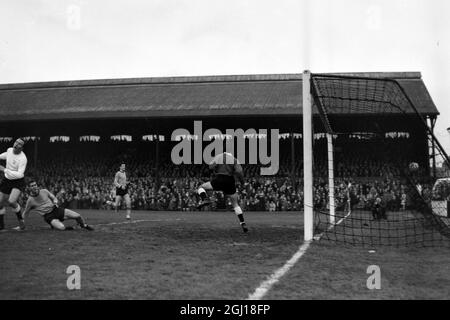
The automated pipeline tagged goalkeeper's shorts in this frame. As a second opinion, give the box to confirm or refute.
[211,174,236,195]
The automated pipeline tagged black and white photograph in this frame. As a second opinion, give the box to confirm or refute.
[0,0,449,306]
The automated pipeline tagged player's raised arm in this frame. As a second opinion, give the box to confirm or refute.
[0,151,8,172]
[4,157,27,179]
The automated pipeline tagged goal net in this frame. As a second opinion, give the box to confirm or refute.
[305,72,450,247]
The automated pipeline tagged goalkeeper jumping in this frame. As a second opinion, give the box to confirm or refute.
[196,152,248,233]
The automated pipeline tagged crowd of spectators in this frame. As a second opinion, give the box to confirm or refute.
[21,171,425,213]
[1,136,433,212]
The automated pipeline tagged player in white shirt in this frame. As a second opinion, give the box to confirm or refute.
[0,138,27,231]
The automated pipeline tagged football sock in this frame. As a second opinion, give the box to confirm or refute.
[198,188,207,200]
[13,204,23,221]
[234,206,245,223]
[75,217,86,227]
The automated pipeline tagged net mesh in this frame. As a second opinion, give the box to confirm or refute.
[310,74,450,247]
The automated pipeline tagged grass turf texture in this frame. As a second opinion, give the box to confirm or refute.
[1,210,449,299]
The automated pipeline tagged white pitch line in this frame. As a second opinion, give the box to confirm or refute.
[93,218,182,227]
[247,211,351,300]
[313,210,351,240]
[0,218,183,233]
[247,240,312,300]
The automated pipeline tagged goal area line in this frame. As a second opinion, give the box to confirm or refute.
[247,209,351,300]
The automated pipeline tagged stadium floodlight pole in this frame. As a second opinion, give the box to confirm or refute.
[303,70,314,241]
[327,133,335,224]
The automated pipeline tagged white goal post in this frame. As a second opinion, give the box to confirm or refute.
[303,70,336,241]
[303,70,314,241]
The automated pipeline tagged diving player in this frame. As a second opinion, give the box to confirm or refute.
[21,180,93,231]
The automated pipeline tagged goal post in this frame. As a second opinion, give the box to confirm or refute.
[303,70,336,242]
[303,70,313,242]
[327,133,335,225]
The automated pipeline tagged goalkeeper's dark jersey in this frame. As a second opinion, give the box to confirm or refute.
[210,152,243,177]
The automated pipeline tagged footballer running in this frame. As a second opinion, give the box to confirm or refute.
[197,152,248,233]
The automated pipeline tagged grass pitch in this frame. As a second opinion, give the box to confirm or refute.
[1,210,449,299]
